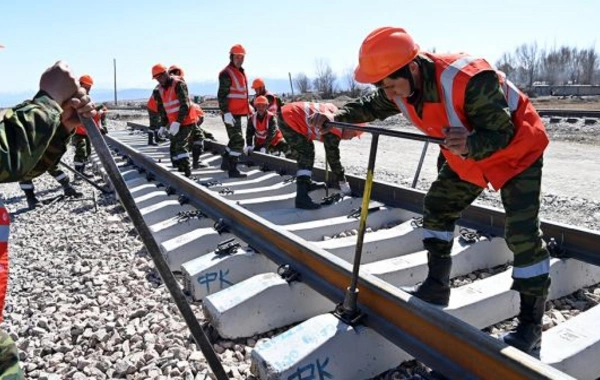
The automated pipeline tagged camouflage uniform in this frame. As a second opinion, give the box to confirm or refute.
[278,112,345,181]
[153,80,194,173]
[217,66,246,155]
[0,90,69,379]
[246,113,290,154]
[334,55,550,297]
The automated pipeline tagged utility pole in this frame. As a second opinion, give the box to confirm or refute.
[113,58,118,106]
[288,72,295,101]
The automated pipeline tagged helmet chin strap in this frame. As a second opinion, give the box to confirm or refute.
[402,60,422,105]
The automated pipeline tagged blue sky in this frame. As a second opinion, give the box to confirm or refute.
[0,0,598,105]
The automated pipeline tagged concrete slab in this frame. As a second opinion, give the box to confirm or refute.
[239,189,328,213]
[206,172,286,190]
[160,227,238,271]
[250,313,407,380]
[541,305,600,380]
[213,181,296,201]
[139,200,195,225]
[363,237,512,286]
[315,219,425,264]
[133,191,172,209]
[181,247,278,300]
[149,215,218,242]
[204,273,334,339]
[286,207,411,241]
[128,183,160,197]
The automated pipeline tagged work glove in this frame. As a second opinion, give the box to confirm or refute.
[169,121,180,136]
[223,112,234,126]
[243,145,254,155]
[259,147,266,153]
[158,126,167,138]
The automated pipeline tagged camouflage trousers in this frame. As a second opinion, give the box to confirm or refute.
[72,134,91,168]
[280,123,345,181]
[423,157,550,297]
[170,125,193,171]
[0,329,23,379]
[222,115,245,155]
[19,163,69,191]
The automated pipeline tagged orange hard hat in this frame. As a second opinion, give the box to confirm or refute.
[354,27,420,84]
[229,44,246,55]
[251,78,265,89]
[168,64,185,77]
[151,63,167,78]
[79,75,94,87]
[254,95,268,106]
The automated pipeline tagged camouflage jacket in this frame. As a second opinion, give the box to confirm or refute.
[217,63,247,114]
[246,113,277,147]
[334,54,515,160]
[153,78,191,125]
[0,92,72,183]
[0,330,22,379]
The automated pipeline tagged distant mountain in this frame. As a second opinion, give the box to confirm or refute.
[0,77,320,107]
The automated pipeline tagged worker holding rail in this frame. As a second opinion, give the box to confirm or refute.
[0,59,97,377]
[308,27,551,355]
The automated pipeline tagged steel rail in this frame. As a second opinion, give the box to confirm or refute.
[106,134,574,379]
[537,109,600,118]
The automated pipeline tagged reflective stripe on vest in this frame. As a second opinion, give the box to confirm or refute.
[159,79,195,124]
[252,113,270,141]
[266,92,279,114]
[304,102,322,141]
[225,67,247,99]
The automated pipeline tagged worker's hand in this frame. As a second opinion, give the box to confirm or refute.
[158,126,167,138]
[443,126,470,156]
[307,112,334,136]
[39,61,81,105]
[244,145,254,155]
[60,87,97,133]
[169,121,180,136]
[223,112,234,126]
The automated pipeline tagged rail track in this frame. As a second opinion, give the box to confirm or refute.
[90,123,600,379]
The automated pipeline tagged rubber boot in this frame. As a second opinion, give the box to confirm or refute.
[59,178,83,198]
[24,190,40,210]
[147,131,157,146]
[502,294,546,354]
[228,156,247,178]
[180,160,192,178]
[220,152,229,171]
[192,145,208,169]
[295,177,321,209]
[401,253,452,306]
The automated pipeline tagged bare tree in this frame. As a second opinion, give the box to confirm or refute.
[313,58,337,98]
[343,66,362,97]
[578,47,599,84]
[495,52,517,82]
[293,73,311,94]
[515,42,540,87]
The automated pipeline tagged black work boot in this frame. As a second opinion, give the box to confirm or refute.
[24,190,40,210]
[402,253,452,306]
[180,160,192,178]
[220,152,229,171]
[192,145,207,169]
[295,177,321,209]
[503,294,546,354]
[228,156,247,178]
[60,178,83,198]
[148,131,157,146]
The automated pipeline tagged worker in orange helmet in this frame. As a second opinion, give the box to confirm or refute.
[71,74,108,176]
[250,78,283,115]
[151,63,196,177]
[308,27,551,355]
[217,44,251,178]
[245,95,289,157]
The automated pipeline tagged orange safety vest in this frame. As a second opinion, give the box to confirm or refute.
[0,201,9,322]
[393,53,548,190]
[75,108,105,136]
[220,65,250,116]
[251,111,284,146]
[158,78,196,125]
[192,103,205,121]
[265,92,280,114]
[147,95,158,113]
[281,102,344,141]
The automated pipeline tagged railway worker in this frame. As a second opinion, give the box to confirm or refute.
[217,44,251,178]
[151,63,196,177]
[308,27,551,355]
[250,78,284,115]
[245,96,290,157]
[167,65,209,169]
[72,75,107,176]
[18,161,83,209]
[0,60,97,377]
[279,102,357,209]
[146,94,167,146]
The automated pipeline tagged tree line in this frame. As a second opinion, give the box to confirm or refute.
[293,44,599,99]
